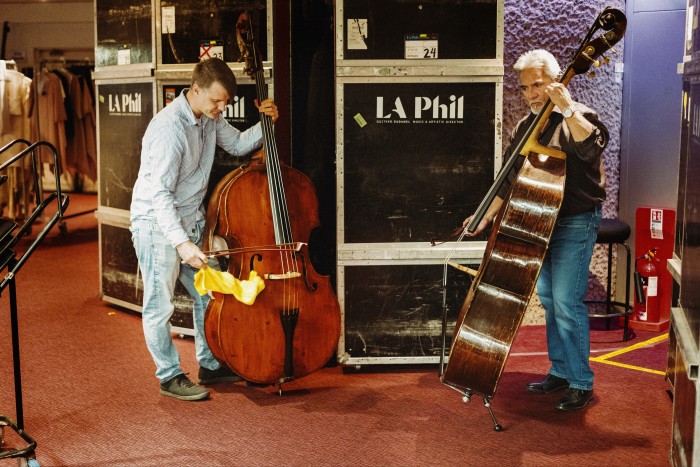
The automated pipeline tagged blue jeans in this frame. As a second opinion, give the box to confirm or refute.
[130,218,220,383]
[536,205,601,391]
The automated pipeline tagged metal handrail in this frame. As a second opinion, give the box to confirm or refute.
[0,139,70,290]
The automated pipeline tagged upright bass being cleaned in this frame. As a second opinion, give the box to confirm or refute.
[441,8,626,425]
[202,14,341,391]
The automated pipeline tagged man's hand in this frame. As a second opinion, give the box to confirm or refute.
[176,241,208,269]
[544,82,573,111]
[255,98,279,123]
[462,196,503,237]
[544,82,594,141]
[462,215,491,237]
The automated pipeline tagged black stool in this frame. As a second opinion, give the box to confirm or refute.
[586,218,633,341]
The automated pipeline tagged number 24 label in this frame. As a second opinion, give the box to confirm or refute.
[404,35,438,60]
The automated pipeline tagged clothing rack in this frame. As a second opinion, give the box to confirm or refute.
[33,50,97,182]
[0,139,69,467]
[33,54,96,231]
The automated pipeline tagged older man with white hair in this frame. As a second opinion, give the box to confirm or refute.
[463,49,609,411]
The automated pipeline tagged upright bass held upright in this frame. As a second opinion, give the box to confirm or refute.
[440,7,626,426]
[202,12,341,391]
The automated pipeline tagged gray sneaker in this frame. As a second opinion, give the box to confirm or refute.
[160,374,210,401]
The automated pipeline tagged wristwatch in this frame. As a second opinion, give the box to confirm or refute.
[562,107,575,119]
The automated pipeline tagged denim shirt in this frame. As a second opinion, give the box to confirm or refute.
[130,89,262,248]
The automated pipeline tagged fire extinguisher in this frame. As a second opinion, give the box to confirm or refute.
[634,248,659,321]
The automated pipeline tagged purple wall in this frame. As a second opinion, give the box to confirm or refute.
[502,1,627,322]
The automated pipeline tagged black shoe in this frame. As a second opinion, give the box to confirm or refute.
[556,388,594,411]
[526,374,569,394]
[198,365,244,385]
[160,374,210,401]
[245,381,269,387]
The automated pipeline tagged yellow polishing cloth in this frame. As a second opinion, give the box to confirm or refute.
[194,267,265,305]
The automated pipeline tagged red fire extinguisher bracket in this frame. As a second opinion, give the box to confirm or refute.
[631,207,675,332]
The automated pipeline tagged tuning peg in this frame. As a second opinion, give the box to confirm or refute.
[581,46,601,67]
[601,35,618,54]
[582,52,601,67]
[588,71,597,78]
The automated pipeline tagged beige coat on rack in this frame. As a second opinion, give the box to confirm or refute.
[33,64,71,192]
[0,59,33,219]
[0,60,32,142]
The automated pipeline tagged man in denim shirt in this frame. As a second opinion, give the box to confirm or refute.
[463,49,608,411]
[130,58,279,401]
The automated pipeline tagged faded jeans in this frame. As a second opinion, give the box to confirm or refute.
[130,217,220,383]
[536,205,601,391]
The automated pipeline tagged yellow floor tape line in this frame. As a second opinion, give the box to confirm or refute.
[589,333,669,376]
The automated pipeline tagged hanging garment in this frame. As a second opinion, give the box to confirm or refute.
[0,61,33,219]
[33,70,69,190]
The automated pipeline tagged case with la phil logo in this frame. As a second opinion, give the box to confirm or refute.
[334,0,503,365]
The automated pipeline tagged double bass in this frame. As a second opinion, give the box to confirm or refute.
[441,8,626,420]
[202,14,341,389]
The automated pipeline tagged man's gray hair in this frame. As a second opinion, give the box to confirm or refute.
[513,49,561,80]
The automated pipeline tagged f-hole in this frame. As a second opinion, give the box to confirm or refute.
[249,253,262,272]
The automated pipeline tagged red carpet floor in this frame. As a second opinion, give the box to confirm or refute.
[0,194,673,466]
